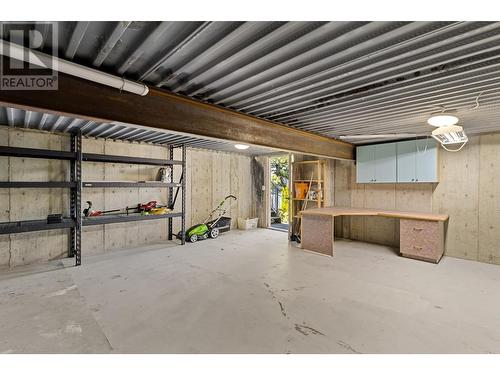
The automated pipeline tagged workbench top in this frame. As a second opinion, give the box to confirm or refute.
[300,206,449,222]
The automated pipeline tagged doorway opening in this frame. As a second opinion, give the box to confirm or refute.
[269,154,290,232]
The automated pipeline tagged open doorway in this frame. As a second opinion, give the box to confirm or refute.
[269,154,290,232]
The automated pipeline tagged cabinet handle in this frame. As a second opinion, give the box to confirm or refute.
[413,227,423,231]
[413,246,423,250]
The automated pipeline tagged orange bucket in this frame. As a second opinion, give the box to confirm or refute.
[294,182,309,199]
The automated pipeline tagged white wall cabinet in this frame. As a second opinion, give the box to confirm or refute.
[396,140,416,182]
[356,139,438,183]
[356,145,376,183]
[356,143,397,183]
[414,139,438,182]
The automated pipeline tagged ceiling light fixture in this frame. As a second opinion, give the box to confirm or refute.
[234,144,250,150]
[431,125,469,152]
[427,114,459,127]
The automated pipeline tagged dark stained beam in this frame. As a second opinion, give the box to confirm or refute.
[0,62,354,159]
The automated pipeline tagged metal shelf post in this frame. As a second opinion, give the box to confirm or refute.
[181,144,186,245]
[70,131,82,266]
[168,145,174,241]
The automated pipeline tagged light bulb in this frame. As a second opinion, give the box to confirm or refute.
[427,115,459,127]
[234,144,250,150]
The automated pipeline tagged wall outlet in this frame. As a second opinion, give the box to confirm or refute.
[261,185,266,191]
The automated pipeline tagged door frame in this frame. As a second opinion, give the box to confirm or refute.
[267,152,292,233]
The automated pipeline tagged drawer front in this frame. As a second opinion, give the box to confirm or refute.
[400,219,441,260]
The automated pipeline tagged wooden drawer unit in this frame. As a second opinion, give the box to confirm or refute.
[400,219,445,263]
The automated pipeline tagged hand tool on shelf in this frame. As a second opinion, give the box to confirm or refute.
[168,172,183,210]
[83,201,122,217]
[84,199,173,218]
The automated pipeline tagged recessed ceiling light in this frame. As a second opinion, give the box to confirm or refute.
[234,144,249,150]
[427,114,459,127]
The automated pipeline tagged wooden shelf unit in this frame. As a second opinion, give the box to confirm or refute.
[290,159,327,240]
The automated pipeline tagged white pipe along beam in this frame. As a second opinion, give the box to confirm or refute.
[0,40,149,96]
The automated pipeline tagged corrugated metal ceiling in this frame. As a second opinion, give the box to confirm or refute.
[1,21,500,147]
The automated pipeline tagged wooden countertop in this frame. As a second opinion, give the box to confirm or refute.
[300,206,449,222]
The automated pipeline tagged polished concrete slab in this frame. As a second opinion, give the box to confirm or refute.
[1,229,500,353]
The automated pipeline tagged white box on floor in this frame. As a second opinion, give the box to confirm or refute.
[237,218,259,230]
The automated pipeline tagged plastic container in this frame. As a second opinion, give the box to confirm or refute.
[237,218,259,230]
[294,182,309,199]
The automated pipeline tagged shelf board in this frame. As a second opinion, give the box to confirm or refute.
[0,146,76,160]
[82,212,183,226]
[0,218,75,235]
[293,179,324,182]
[293,160,324,165]
[292,198,323,202]
[0,181,76,188]
[82,181,181,188]
[82,153,182,166]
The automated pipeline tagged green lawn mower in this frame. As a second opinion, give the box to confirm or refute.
[181,195,237,243]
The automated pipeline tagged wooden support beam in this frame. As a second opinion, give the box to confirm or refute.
[0,61,354,159]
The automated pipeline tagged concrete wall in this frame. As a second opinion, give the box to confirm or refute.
[0,128,254,268]
[333,133,500,265]
[0,127,70,267]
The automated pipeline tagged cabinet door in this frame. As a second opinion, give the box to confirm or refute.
[415,139,438,182]
[374,143,397,183]
[397,140,416,182]
[356,145,376,183]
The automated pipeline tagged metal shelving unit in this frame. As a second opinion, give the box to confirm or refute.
[81,144,187,246]
[0,134,187,266]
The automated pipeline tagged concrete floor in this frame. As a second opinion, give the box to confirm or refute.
[1,229,500,354]
[270,222,289,231]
